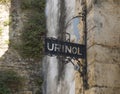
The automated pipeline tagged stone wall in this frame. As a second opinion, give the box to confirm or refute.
[0,1,42,94]
[75,0,120,94]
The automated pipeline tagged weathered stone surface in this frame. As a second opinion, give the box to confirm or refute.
[88,45,120,65]
[87,45,96,64]
[85,87,120,94]
[93,5,120,47]
[75,71,83,94]
[86,0,120,94]
[88,62,120,87]
[95,45,120,64]
[76,0,120,94]
[0,1,42,94]
[87,0,120,48]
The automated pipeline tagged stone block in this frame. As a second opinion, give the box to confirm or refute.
[88,45,120,65]
[87,1,120,48]
[93,3,120,48]
[95,45,120,64]
[88,62,120,87]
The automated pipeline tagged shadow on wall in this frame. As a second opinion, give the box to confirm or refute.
[0,0,45,93]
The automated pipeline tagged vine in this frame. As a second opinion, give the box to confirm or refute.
[19,0,46,60]
[0,70,25,94]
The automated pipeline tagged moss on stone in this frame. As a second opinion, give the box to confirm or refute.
[19,0,46,60]
[0,70,25,94]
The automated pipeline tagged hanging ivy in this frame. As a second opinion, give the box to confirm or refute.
[19,0,46,60]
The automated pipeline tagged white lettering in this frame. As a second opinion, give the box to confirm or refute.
[55,44,61,52]
[78,47,82,55]
[65,46,71,53]
[47,43,54,51]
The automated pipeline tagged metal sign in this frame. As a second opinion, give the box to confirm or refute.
[45,38,86,59]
